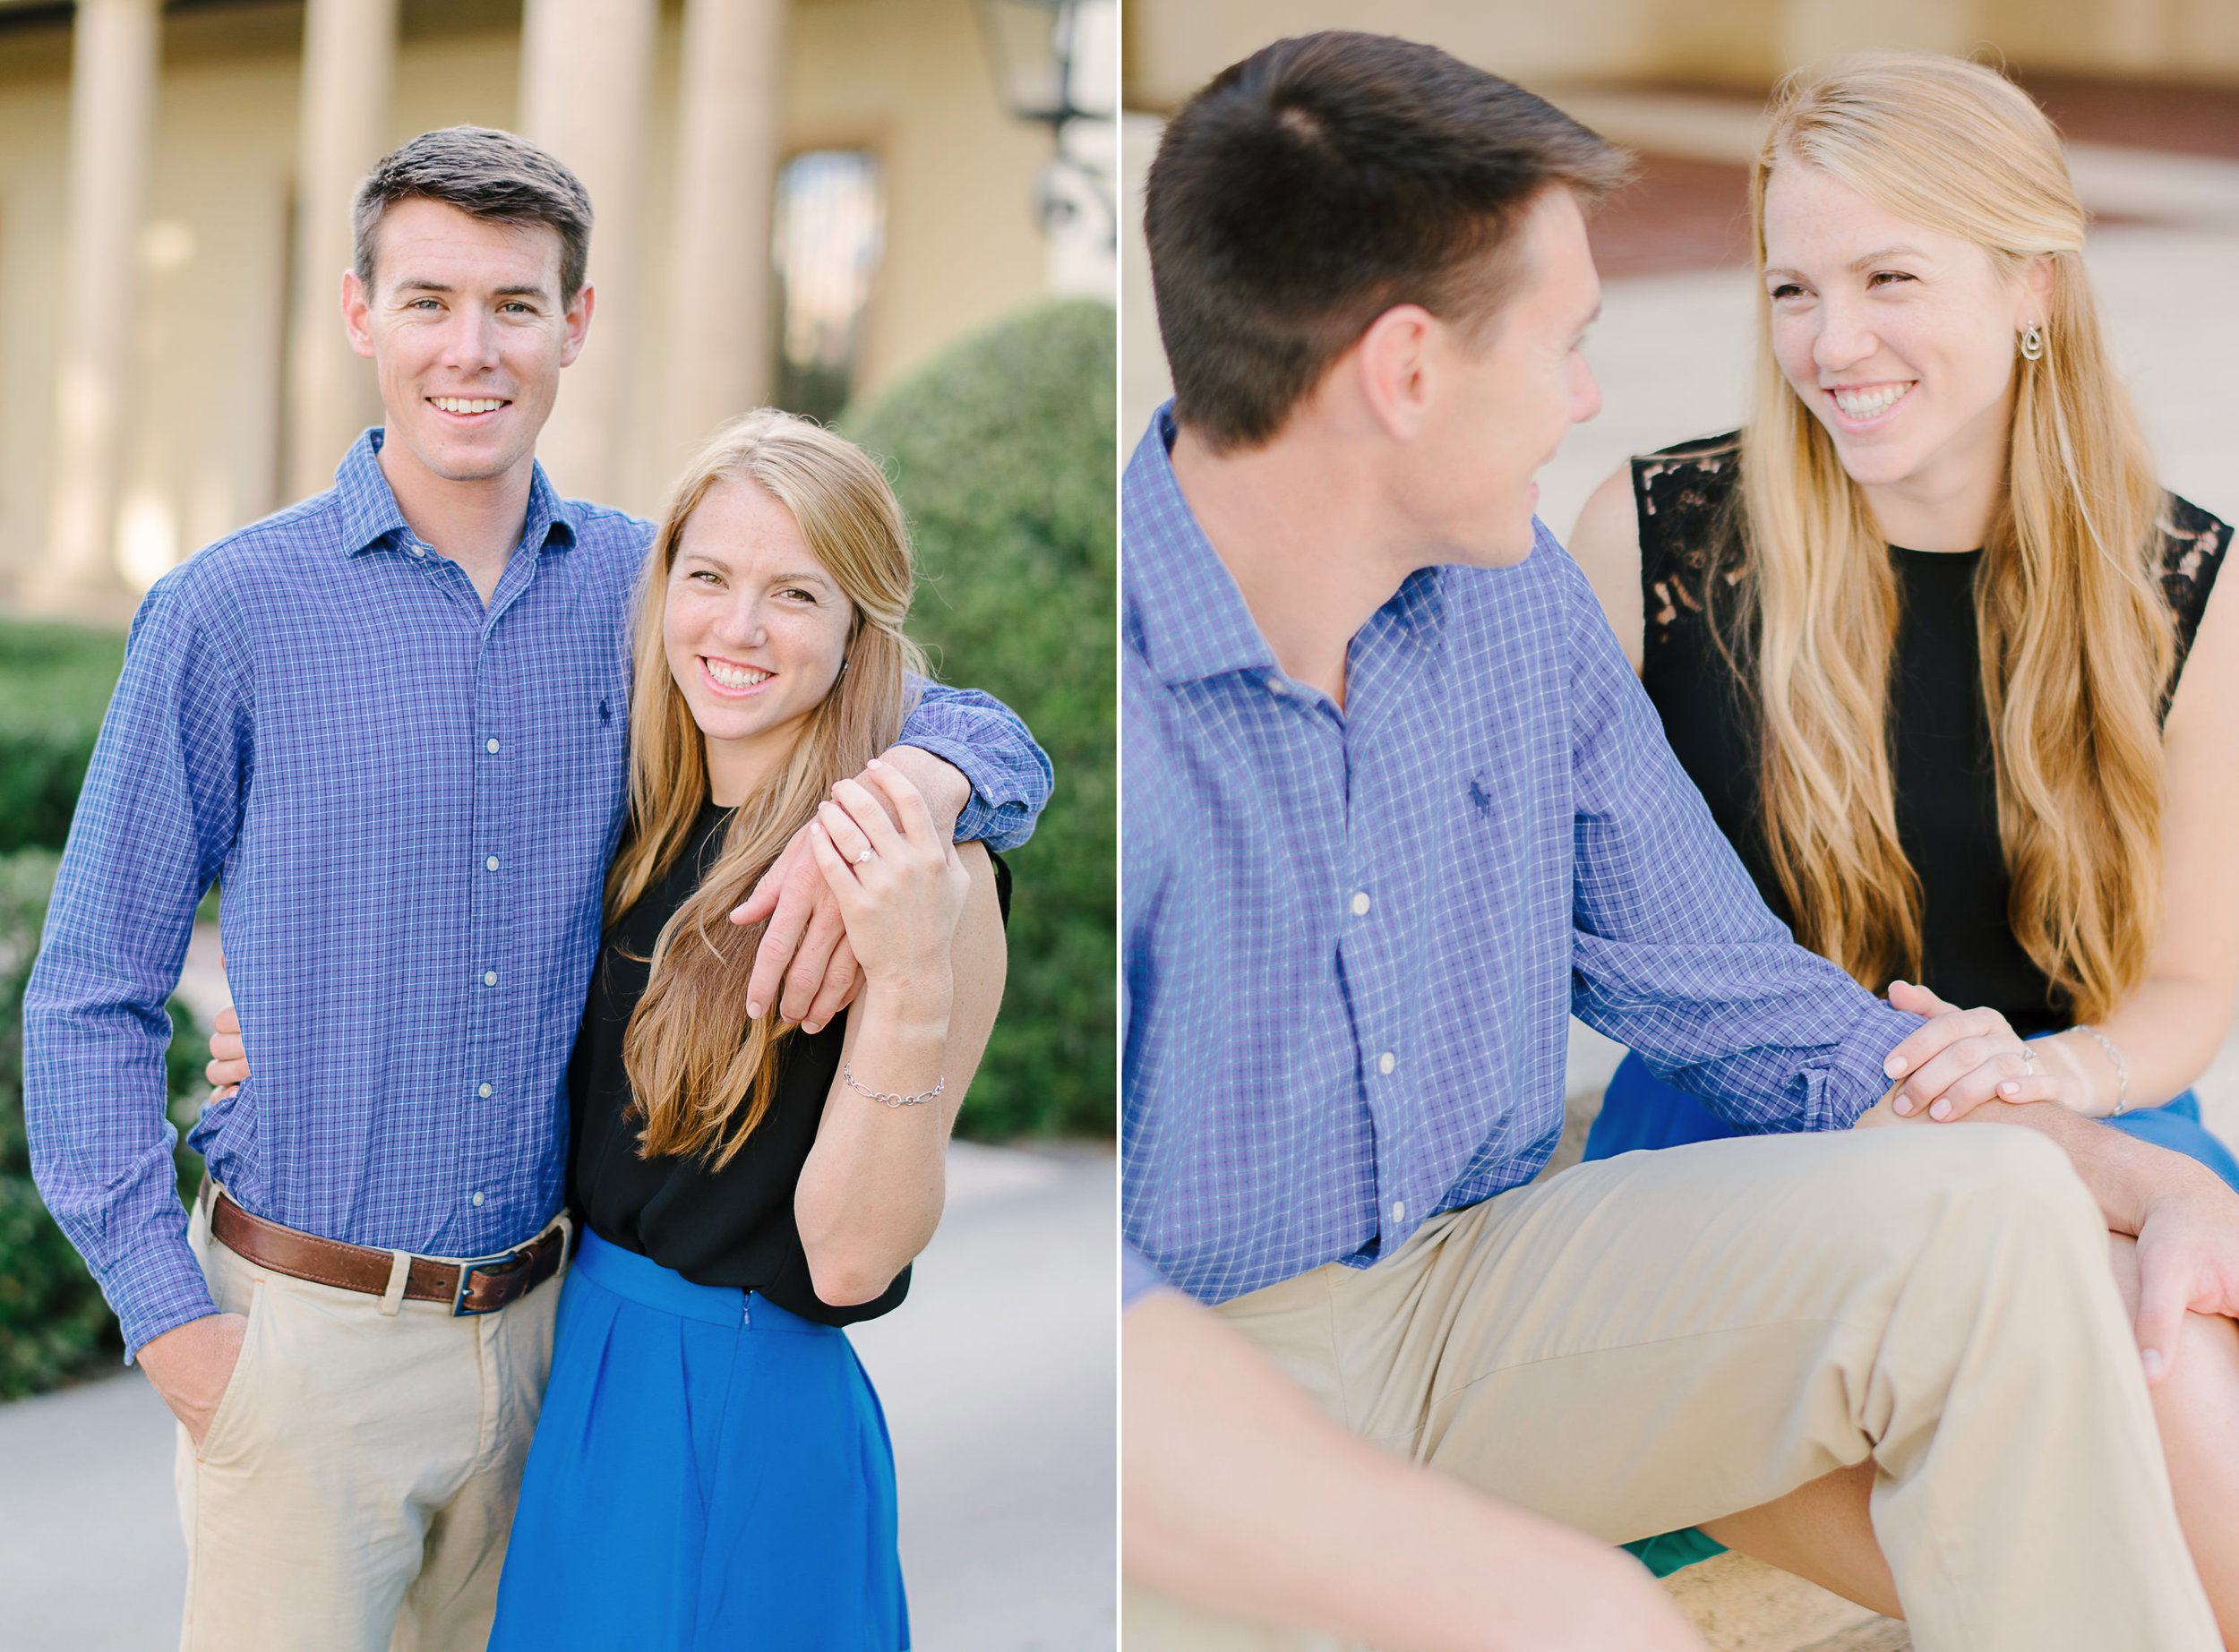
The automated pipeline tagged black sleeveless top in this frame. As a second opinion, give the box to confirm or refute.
[1633,432,2230,1037]
[568,802,1008,1326]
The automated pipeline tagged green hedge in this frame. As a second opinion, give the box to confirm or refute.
[0,620,126,855]
[845,297,1116,1140]
[0,849,204,1397]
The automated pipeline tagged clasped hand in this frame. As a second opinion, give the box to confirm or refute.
[730,746,970,1030]
[1876,979,2055,1122]
[801,759,970,996]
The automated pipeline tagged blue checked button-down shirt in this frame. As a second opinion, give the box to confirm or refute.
[1121,407,1918,1305]
[25,430,1052,1357]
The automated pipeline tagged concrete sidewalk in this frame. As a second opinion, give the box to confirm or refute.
[0,1142,1115,1652]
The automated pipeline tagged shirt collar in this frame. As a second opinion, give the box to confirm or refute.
[334,428,584,560]
[1121,403,1447,687]
[1122,405,1282,688]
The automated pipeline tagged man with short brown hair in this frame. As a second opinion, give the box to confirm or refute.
[25,124,1049,1648]
[1122,33,2232,1651]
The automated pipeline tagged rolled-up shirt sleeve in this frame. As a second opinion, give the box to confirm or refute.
[897,680,1054,852]
[22,586,248,1358]
[1558,557,1916,1133]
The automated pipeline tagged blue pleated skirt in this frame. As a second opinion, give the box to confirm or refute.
[487,1228,908,1651]
[1585,1046,2239,1580]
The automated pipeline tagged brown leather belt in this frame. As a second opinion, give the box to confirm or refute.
[210,1191,569,1316]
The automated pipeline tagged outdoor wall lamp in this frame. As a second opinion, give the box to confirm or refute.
[974,0,1115,251]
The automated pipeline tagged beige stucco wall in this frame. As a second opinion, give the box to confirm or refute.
[1124,0,2239,108]
[0,0,1065,599]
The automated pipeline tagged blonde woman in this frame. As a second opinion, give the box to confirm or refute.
[486,411,1007,1648]
[1569,55,2239,1627]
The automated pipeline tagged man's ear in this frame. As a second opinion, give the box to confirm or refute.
[560,281,596,369]
[341,269,375,361]
[1352,304,1439,443]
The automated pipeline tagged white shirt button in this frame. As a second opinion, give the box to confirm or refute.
[1392,1200,1406,1223]
[478,1083,493,1098]
[485,856,499,872]
[1378,1051,1395,1075]
[485,738,500,754]
[408,544,426,560]
[470,1191,485,1208]
[1265,676,1288,697]
[483,971,498,987]
[1351,891,1371,917]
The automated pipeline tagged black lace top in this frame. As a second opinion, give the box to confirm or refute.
[1632,432,2231,1035]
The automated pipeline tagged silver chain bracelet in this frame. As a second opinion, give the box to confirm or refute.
[2071,1023,2130,1117]
[842,1064,946,1109]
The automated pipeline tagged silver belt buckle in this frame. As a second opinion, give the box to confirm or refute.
[450,1246,528,1316]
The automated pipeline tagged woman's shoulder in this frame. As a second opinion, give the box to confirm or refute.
[1635,429,1744,477]
[1630,432,1744,561]
[2158,493,2232,586]
[1625,432,1746,659]
[2158,492,2234,673]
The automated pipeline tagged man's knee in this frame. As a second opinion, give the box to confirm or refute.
[1814,1124,2099,1259]
[1773,1128,2105,1271]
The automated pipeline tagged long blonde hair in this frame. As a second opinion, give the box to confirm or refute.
[1729,54,2169,1019]
[607,409,927,1168]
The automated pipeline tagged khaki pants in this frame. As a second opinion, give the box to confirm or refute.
[1126,1126,2221,1652]
[176,1193,562,1652]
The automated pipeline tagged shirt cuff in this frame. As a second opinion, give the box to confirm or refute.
[1820,997,1923,1130]
[896,733,1035,852]
[100,1231,220,1365]
[1122,1244,1170,1309]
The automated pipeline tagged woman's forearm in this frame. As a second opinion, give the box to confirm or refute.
[2041,973,2235,1117]
[793,846,1008,1306]
[794,980,959,1305]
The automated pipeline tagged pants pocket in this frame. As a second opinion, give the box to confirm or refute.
[194,1278,266,1462]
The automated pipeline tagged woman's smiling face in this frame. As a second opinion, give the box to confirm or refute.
[663,476,854,805]
[1761,160,2046,504]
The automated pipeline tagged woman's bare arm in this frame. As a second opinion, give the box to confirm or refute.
[794,771,1008,1305]
[1568,465,1647,675]
[2062,559,2239,1109]
[2008,563,2239,1117]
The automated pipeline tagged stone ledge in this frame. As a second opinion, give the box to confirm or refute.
[1662,1552,1909,1652]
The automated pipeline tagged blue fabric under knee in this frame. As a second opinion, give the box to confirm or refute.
[1584,1045,2239,1579]
[487,1229,908,1651]
[1585,1049,2239,1193]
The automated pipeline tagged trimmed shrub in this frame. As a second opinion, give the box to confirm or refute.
[0,620,127,855]
[0,848,204,1397]
[845,298,1116,1140]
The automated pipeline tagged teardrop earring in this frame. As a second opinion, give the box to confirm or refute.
[2019,322,2046,362]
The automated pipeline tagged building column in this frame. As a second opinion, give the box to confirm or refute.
[661,0,785,470]
[518,0,659,506]
[30,0,159,616]
[286,0,399,503]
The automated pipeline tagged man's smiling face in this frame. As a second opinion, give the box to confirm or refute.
[344,195,591,490]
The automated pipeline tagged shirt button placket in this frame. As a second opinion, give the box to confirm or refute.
[472,661,504,1234]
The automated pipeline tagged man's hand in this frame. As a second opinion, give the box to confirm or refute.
[2129,1159,2239,1386]
[1862,1019,2239,1390]
[731,746,972,1031]
[206,1005,247,1100]
[137,1312,248,1447]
